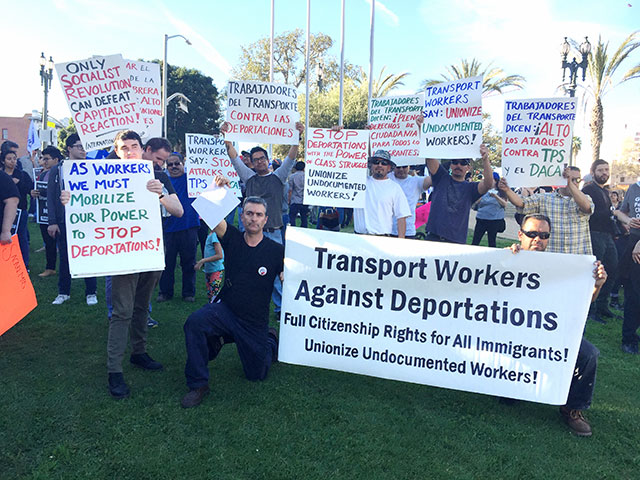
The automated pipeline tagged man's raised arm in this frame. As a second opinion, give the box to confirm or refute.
[478,144,493,195]
[220,122,255,183]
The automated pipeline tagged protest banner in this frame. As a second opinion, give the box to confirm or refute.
[192,185,240,231]
[304,128,369,208]
[0,236,37,336]
[225,80,300,145]
[369,93,424,165]
[35,180,48,224]
[185,133,241,198]
[124,59,162,142]
[419,76,483,159]
[55,55,140,150]
[61,159,164,277]
[280,228,595,405]
[502,98,577,188]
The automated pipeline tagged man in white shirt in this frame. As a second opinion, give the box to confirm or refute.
[390,165,432,238]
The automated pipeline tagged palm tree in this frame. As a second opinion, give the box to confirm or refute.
[372,66,410,97]
[421,58,525,97]
[583,32,640,162]
[571,136,582,165]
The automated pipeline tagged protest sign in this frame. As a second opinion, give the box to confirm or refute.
[55,55,140,150]
[502,98,577,188]
[192,185,240,230]
[225,80,300,145]
[185,133,241,198]
[369,93,424,166]
[420,76,483,159]
[35,180,48,224]
[61,159,164,277]
[280,228,594,405]
[0,236,37,336]
[304,128,369,208]
[124,59,162,142]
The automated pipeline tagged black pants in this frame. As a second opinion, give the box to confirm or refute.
[39,223,57,270]
[471,218,503,247]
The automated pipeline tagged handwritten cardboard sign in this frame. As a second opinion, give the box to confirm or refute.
[0,236,37,336]
[185,134,241,198]
[502,98,577,188]
[370,93,424,166]
[225,80,300,145]
[124,59,162,142]
[304,128,369,208]
[420,76,483,159]
[62,159,164,277]
[55,55,140,150]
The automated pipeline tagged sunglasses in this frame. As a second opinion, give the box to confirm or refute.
[450,159,470,166]
[521,230,550,240]
[371,159,391,166]
[166,162,182,167]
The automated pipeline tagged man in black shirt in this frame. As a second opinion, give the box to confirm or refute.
[181,191,283,408]
[582,159,618,323]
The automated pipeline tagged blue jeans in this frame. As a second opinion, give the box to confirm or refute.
[622,260,640,346]
[159,227,199,298]
[565,338,599,410]
[56,223,96,296]
[289,203,309,228]
[263,229,283,313]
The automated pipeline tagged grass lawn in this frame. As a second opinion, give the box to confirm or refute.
[1,221,638,479]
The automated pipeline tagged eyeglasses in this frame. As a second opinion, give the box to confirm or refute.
[252,155,268,163]
[521,230,551,240]
[166,162,182,167]
[71,144,84,149]
[450,159,470,166]
[371,159,391,166]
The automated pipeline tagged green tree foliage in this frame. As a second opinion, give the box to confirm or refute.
[57,119,77,154]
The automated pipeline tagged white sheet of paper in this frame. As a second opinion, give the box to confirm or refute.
[192,185,240,229]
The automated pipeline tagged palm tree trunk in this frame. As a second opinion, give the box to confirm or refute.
[590,97,604,163]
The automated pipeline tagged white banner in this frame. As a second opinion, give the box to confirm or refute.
[502,98,577,188]
[304,128,369,208]
[369,93,424,165]
[419,76,483,159]
[55,55,140,150]
[124,59,162,142]
[280,228,595,405]
[185,133,240,198]
[225,80,300,145]
[62,160,164,277]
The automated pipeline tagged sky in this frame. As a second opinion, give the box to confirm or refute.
[1,0,639,171]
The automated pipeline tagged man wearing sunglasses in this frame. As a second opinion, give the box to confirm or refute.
[509,213,606,436]
[354,150,411,237]
[389,165,432,239]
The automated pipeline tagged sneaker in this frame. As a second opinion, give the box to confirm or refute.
[35,245,46,253]
[621,343,639,355]
[588,313,607,325]
[86,294,98,305]
[108,372,130,399]
[183,296,195,303]
[597,307,617,318]
[156,294,171,303]
[52,294,70,305]
[130,352,163,371]
[38,269,56,277]
[560,407,592,436]
[147,316,159,328]
[610,300,622,311]
[181,385,210,408]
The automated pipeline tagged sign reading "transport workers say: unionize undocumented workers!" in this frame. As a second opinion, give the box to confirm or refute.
[280,228,595,405]
[55,55,140,150]
[225,80,300,145]
[62,160,164,277]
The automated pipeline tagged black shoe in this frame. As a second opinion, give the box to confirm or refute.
[269,327,279,362]
[130,353,164,371]
[108,372,130,399]
[621,343,639,355]
[181,386,210,408]
[183,296,195,303]
[597,307,617,318]
[609,299,622,311]
[588,313,607,325]
[156,294,171,303]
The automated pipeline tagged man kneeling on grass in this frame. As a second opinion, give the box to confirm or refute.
[509,213,607,436]
[181,182,283,408]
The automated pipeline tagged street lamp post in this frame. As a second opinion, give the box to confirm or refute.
[162,34,191,139]
[560,36,591,98]
[39,52,54,147]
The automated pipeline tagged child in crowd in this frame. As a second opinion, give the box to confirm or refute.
[194,230,224,302]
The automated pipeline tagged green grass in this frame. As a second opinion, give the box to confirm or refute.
[1,221,638,479]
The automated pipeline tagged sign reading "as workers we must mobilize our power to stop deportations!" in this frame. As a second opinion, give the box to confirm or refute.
[502,97,577,188]
[280,228,596,405]
[185,133,241,198]
[419,76,483,159]
[62,160,164,278]
[304,128,369,208]
[225,80,300,145]
[55,55,140,150]
[369,93,424,166]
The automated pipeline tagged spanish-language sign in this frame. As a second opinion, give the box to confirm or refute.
[55,54,140,150]
[185,133,241,198]
[124,59,162,142]
[369,93,424,166]
[304,128,369,208]
[35,180,49,224]
[225,80,300,145]
[420,75,483,159]
[62,159,164,277]
[502,98,577,188]
[280,228,595,405]
[0,235,37,336]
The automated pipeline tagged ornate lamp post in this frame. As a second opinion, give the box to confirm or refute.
[39,52,54,147]
[561,36,591,98]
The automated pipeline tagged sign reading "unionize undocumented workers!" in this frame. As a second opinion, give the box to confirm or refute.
[62,160,164,278]
[280,228,595,405]
[304,128,369,208]
[225,80,300,145]
[185,133,241,198]
[419,75,483,159]
[55,55,140,150]
[124,59,162,142]
[369,93,424,166]
[502,98,577,188]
